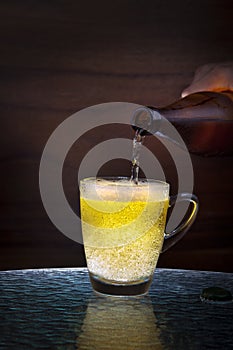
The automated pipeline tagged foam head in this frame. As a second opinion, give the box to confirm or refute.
[80,177,169,203]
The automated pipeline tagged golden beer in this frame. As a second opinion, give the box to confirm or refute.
[80,178,169,292]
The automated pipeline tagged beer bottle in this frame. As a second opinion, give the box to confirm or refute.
[131,91,233,156]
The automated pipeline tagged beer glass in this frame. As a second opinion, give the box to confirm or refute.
[80,177,198,296]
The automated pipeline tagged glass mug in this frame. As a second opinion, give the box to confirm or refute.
[80,177,198,296]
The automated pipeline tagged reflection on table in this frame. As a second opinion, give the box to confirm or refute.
[0,268,232,349]
[77,296,162,349]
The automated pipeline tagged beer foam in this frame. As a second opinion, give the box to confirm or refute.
[80,177,169,202]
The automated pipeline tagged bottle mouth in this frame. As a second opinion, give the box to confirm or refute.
[131,106,161,135]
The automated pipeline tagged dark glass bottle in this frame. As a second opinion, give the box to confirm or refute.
[131,91,233,156]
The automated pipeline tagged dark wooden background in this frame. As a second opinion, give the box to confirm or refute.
[1,0,233,271]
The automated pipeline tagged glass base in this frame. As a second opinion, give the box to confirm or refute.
[89,272,152,297]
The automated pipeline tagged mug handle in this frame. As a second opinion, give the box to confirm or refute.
[161,193,199,253]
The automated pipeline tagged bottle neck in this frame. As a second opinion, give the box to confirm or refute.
[148,91,233,156]
[131,91,233,156]
[153,91,233,122]
[131,106,162,135]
